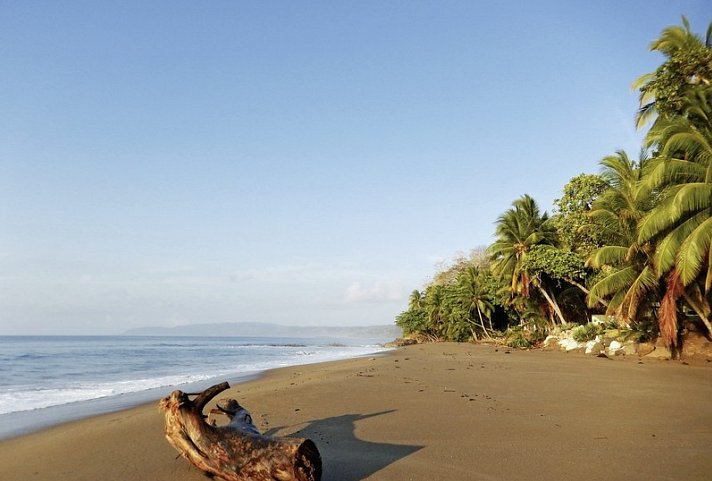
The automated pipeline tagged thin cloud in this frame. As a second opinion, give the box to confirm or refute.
[344,280,405,304]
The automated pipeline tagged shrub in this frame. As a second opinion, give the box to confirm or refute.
[504,326,546,348]
[571,323,601,342]
[505,330,531,348]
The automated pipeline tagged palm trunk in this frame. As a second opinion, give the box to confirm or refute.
[536,284,566,325]
[682,288,712,339]
[476,306,491,338]
[470,326,479,341]
[566,277,608,307]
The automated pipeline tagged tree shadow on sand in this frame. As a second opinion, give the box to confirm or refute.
[265,410,423,481]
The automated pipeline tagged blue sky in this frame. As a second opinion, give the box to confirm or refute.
[1,1,709,334]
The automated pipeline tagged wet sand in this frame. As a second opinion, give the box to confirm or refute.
[1,342,711,480]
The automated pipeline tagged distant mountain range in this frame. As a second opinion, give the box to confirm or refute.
[123,321,402,339]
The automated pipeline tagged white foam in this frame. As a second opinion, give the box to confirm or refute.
[0,373,216,414]
[0,344,389,416]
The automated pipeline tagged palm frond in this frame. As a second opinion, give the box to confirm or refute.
[662,130,712,163]
[587,209,619,225]
[706,250,712,293]
[654,209,708,276]
[586,245,628,268]
[623,265,659,321]
[677,216,712,285]
[654,231,682,276]
[604,289,627,319]
[631,72,655,92]
[638,198,679,242]
[645,158,705,188]
[651,20,701,56]
[587,266,639,304]
[672,183,712,215]
[636,103,658,130]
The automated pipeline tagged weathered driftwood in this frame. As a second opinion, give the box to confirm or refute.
[159,381,321,481]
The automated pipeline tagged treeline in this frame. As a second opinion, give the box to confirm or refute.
[396,18,712,350]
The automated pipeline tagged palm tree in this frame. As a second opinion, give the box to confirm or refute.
[408,289,423,311]
[423,284,446,338]
[633,16,712,130]
[636,85,712,342]
[454,265,495,338]
[489,195,563,323]
[586,151,659,326]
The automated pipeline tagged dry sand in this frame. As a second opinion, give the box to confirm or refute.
[1,343,711,481]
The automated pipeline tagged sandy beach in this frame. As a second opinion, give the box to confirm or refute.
[1,343,711,481]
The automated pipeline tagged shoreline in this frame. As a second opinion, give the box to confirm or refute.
[0,370,263,441]
[2,343,712,480]
[0,336,391,440]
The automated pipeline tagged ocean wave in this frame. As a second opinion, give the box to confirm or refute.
[0,373,221,415]
[0,341,391,417]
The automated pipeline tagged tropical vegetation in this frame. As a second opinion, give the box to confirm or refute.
[395,17,712,354]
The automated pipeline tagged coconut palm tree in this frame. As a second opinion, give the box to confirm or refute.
[423,284,446,337]
[636,85,712,343]
[617,18,712,349]
[408,289,424,311]
[633,16,712,130]
[488,195,563,323]
[453,265,495,338]
[586,151,659,325]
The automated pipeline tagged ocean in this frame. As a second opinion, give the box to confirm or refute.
[0,335,390,439]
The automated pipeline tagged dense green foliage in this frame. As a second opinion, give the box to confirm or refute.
[396,258,501,341]
[395,17,712,350]
[552,173,610,256]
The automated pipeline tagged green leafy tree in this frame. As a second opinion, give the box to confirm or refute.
[523,244,594,324]
[395,308,430,337]
[396,256,503,341]
[523,245,586,285]
[395,289,435,339]
[552,173,610,256]
[440,294,476,342]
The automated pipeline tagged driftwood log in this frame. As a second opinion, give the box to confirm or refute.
[159,381,321,481]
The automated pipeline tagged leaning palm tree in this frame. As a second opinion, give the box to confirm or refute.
[640,88,712,282]
[636,85,712,342]
[488,195,563,323]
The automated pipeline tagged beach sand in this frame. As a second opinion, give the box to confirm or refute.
[1,342,711,481]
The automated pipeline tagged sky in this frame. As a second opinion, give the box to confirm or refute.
[1,1,710,335]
